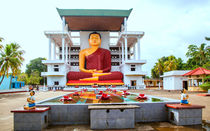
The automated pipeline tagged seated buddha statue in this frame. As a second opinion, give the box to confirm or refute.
[67,32,123,82]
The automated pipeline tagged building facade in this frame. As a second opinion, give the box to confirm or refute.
[0,76,25,90]
[41,8,147,89]
[161,70,190,90]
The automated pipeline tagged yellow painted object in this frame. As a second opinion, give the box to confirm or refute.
[66,82,124,86]
[188,86,204,91]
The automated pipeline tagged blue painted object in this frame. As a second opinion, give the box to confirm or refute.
[0,75,25,90]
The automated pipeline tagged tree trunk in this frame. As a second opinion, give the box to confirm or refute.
[9,73,13,89]
[0,75,5,85]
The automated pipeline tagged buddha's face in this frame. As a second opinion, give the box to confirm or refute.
[89,34,101,46]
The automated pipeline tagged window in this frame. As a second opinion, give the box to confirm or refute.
[54,81,59,85]
[131,65,136,71]
[131,80,136,86]
[54,65,59,72]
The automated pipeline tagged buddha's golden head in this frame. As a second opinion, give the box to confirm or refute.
[88,32,101,47]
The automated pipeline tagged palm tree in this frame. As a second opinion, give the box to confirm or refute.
[154,59,165,78]
[0,43,25,87]
[164,55,178,71]
[186,43,209,67]
[0,37,3,49]
[205,37,210,41]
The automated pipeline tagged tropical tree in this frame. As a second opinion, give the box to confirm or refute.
[163,55,178,72]
[205,37,210,41]
[17,73,29,85]
[26,57,47,85]
[151,56,184,78]
[28,70,42,85]
[0,37,3,42]
[0,37,3,49]
[0,43,25,87]
[186,43,210,69]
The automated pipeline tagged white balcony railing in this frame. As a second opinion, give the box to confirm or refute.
[41,72,65,76]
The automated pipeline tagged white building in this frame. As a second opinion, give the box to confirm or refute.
[41,8,147,88]
[161,70,190,90]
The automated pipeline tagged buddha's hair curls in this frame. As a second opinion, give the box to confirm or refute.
[89,32,101,39]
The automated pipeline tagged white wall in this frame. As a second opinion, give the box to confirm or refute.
[124,76,144,89]
[70,66,79,72]
[123,64,142,74]
[80,31,110,50]
[47,64,66,73]
[163,76,188,90]
[47,76,66,86]
[111,66,120,71]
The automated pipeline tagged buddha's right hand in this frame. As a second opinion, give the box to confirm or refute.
[93,72,111,77]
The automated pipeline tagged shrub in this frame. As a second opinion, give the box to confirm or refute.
[200,82,210,91]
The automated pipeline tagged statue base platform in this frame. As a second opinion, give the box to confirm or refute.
[166,104,205,125]
[66,80,124,86]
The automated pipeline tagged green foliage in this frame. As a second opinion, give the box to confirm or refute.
[200,82,210,91]
[151,40,210,78]
[185,43,210,69]
[26,57,47,76]
[0,43,25,86]
[205,37,210,41]
[17,73,29,85]
[151,55,184,78]
[28,70,42,85]
[0,37,3,42]
[0,37,3,49]
[26,57,47,85]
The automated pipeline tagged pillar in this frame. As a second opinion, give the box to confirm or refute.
[69,45,71,65]
[137,37,141,60]
[62,16,65,32]
[48,37,51,60]
[124,17,127,32]
[65,43,68,63]
[62,36,65,61]
[121,42,125,64]
[53,41,56,60]
[134,44,136,60]
[124,36,128,61]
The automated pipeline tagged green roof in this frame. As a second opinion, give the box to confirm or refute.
[56,8,132,18]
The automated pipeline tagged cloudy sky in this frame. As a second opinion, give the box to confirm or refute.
[0,0,209,76]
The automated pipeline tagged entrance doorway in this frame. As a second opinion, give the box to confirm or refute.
[131,80,136,86]
[183,81,188,90]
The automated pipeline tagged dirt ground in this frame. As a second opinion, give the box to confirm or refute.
[0,89,209,131]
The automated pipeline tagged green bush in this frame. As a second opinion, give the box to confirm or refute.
[200,82,210,91]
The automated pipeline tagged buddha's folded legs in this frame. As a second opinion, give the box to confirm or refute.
[98,71,123,80]
[67,71,92,80]
[67,71,123,81]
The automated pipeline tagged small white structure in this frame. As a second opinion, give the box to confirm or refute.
[161,70,190,90]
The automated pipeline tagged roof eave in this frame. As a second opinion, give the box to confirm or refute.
[56,8,133,19]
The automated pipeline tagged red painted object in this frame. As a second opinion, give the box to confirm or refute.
[73,92,80,96]
[106,88,112,91]
[100,93,110,100]
[99,91,103,95]
[136,94,147,100]
[67,80,123,84]
[166,104,205,109]
[11,107,50,113]
[67,48,123,81]
[197,93,210,96]
[113,90,117,93]
[183,67,210,76]
[123,90,130,95]
[60,95,72,101]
